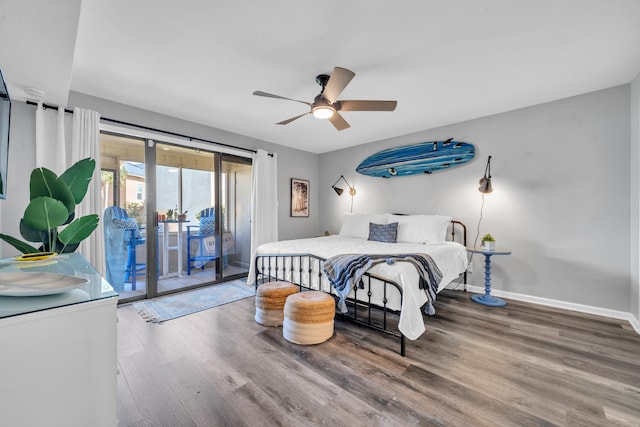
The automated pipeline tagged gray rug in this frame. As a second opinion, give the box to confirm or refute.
[133,279,255,323]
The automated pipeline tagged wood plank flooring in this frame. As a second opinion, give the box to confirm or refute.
[116,290,640,426]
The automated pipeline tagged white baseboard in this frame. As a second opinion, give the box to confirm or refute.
[464,285,640,335]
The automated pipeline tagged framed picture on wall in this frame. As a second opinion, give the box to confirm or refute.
[291,178,309,217]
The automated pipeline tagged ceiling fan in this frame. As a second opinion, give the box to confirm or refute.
[253,66,397,131]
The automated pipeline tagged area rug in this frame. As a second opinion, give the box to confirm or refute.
[132,279,255,323]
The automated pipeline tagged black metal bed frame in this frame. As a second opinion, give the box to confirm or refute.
[253,220,467,357]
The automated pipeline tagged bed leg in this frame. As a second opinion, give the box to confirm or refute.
[401,334,406,357]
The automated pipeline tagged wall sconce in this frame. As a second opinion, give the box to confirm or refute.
[478,155,493,193]
[331,175,356,212]
[332,175,356,196]
[473,155,494,250]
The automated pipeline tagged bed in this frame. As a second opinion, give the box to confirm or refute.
[249,213,469,356]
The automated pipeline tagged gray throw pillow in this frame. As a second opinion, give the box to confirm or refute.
[368,222,398,243]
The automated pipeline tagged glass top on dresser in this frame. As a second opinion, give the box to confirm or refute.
[0,253,117,319]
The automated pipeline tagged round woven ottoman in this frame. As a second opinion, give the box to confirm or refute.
[283,291,335,345]
[255,281,299,326]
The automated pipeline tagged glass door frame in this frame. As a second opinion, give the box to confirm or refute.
[101,130,252,304]
[143,140,160,299]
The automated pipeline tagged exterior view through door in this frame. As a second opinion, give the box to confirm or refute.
[100,133,252,302]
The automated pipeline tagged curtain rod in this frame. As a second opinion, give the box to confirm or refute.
[25,100,262,155]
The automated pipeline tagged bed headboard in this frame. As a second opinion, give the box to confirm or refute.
[449,220,467,247]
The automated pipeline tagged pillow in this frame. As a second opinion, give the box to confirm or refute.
[199,216,215,235]
[368,222,398,243]
[387,214,452,244]
[113,218,142,240]
[339,213,388,239]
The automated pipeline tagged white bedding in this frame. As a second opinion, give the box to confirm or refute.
[249,235,468,339]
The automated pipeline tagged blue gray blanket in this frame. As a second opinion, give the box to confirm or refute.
[323,253,443,314]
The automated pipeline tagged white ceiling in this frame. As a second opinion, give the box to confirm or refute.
[1,0,639,154]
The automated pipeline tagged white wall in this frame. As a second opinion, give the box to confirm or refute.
[320,85,632,313]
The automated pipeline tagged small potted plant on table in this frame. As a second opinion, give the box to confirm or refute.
[481,233,496,251]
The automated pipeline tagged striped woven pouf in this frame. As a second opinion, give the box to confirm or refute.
[255,281,299,326]
[283,291,335,345]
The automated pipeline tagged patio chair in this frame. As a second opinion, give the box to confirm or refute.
[104,206,146,290]
[186,207,217,275]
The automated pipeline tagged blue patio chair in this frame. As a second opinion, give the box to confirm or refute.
[186,207,217,275]
[104,206,146,291]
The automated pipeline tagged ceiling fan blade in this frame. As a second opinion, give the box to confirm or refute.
[277,112,310,125]
[323,67,356,104]
[253,91,312,107]
[328,112,350,131]
[338,100,397,111]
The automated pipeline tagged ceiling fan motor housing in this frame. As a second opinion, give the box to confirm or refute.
[315,74,331,90]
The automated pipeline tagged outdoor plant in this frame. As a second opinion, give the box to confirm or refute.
[125,201,144,225]
[0,158,99,254]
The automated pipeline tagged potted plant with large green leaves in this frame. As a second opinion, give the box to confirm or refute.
[0,158,99,254]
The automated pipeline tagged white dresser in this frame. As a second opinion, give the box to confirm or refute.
[0,253,118,427]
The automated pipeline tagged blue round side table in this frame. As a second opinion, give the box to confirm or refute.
[467,248,512,307]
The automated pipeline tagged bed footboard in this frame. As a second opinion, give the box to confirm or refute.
[254,253,407,356]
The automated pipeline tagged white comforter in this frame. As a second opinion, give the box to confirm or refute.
[249,235,468,339]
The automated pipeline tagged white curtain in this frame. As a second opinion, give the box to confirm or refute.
[71,108,104,275]
[34,104,104,273]
[35,102,67,171]
[251,149,278,257]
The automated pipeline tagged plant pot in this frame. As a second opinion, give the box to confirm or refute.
[177,214,187,221]
[482,241,495,251]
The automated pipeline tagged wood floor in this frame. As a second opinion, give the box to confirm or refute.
[116,289,640,426]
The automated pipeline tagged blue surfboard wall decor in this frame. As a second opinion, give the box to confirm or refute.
[356,138,475,178]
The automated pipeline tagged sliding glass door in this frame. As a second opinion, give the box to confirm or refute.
[100,133,251,302]
[154,142,220,294]
[221,154,252,278]
[100,133,148,299]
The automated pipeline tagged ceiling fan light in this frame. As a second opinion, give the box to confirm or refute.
[313,106,334,119]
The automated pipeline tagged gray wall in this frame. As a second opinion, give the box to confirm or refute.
[320,85,632,313]
[0,94,321,256]
[68,92,322,241]
[631,74,640,322]
[1,101,46,254]
[3,86,638,322]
